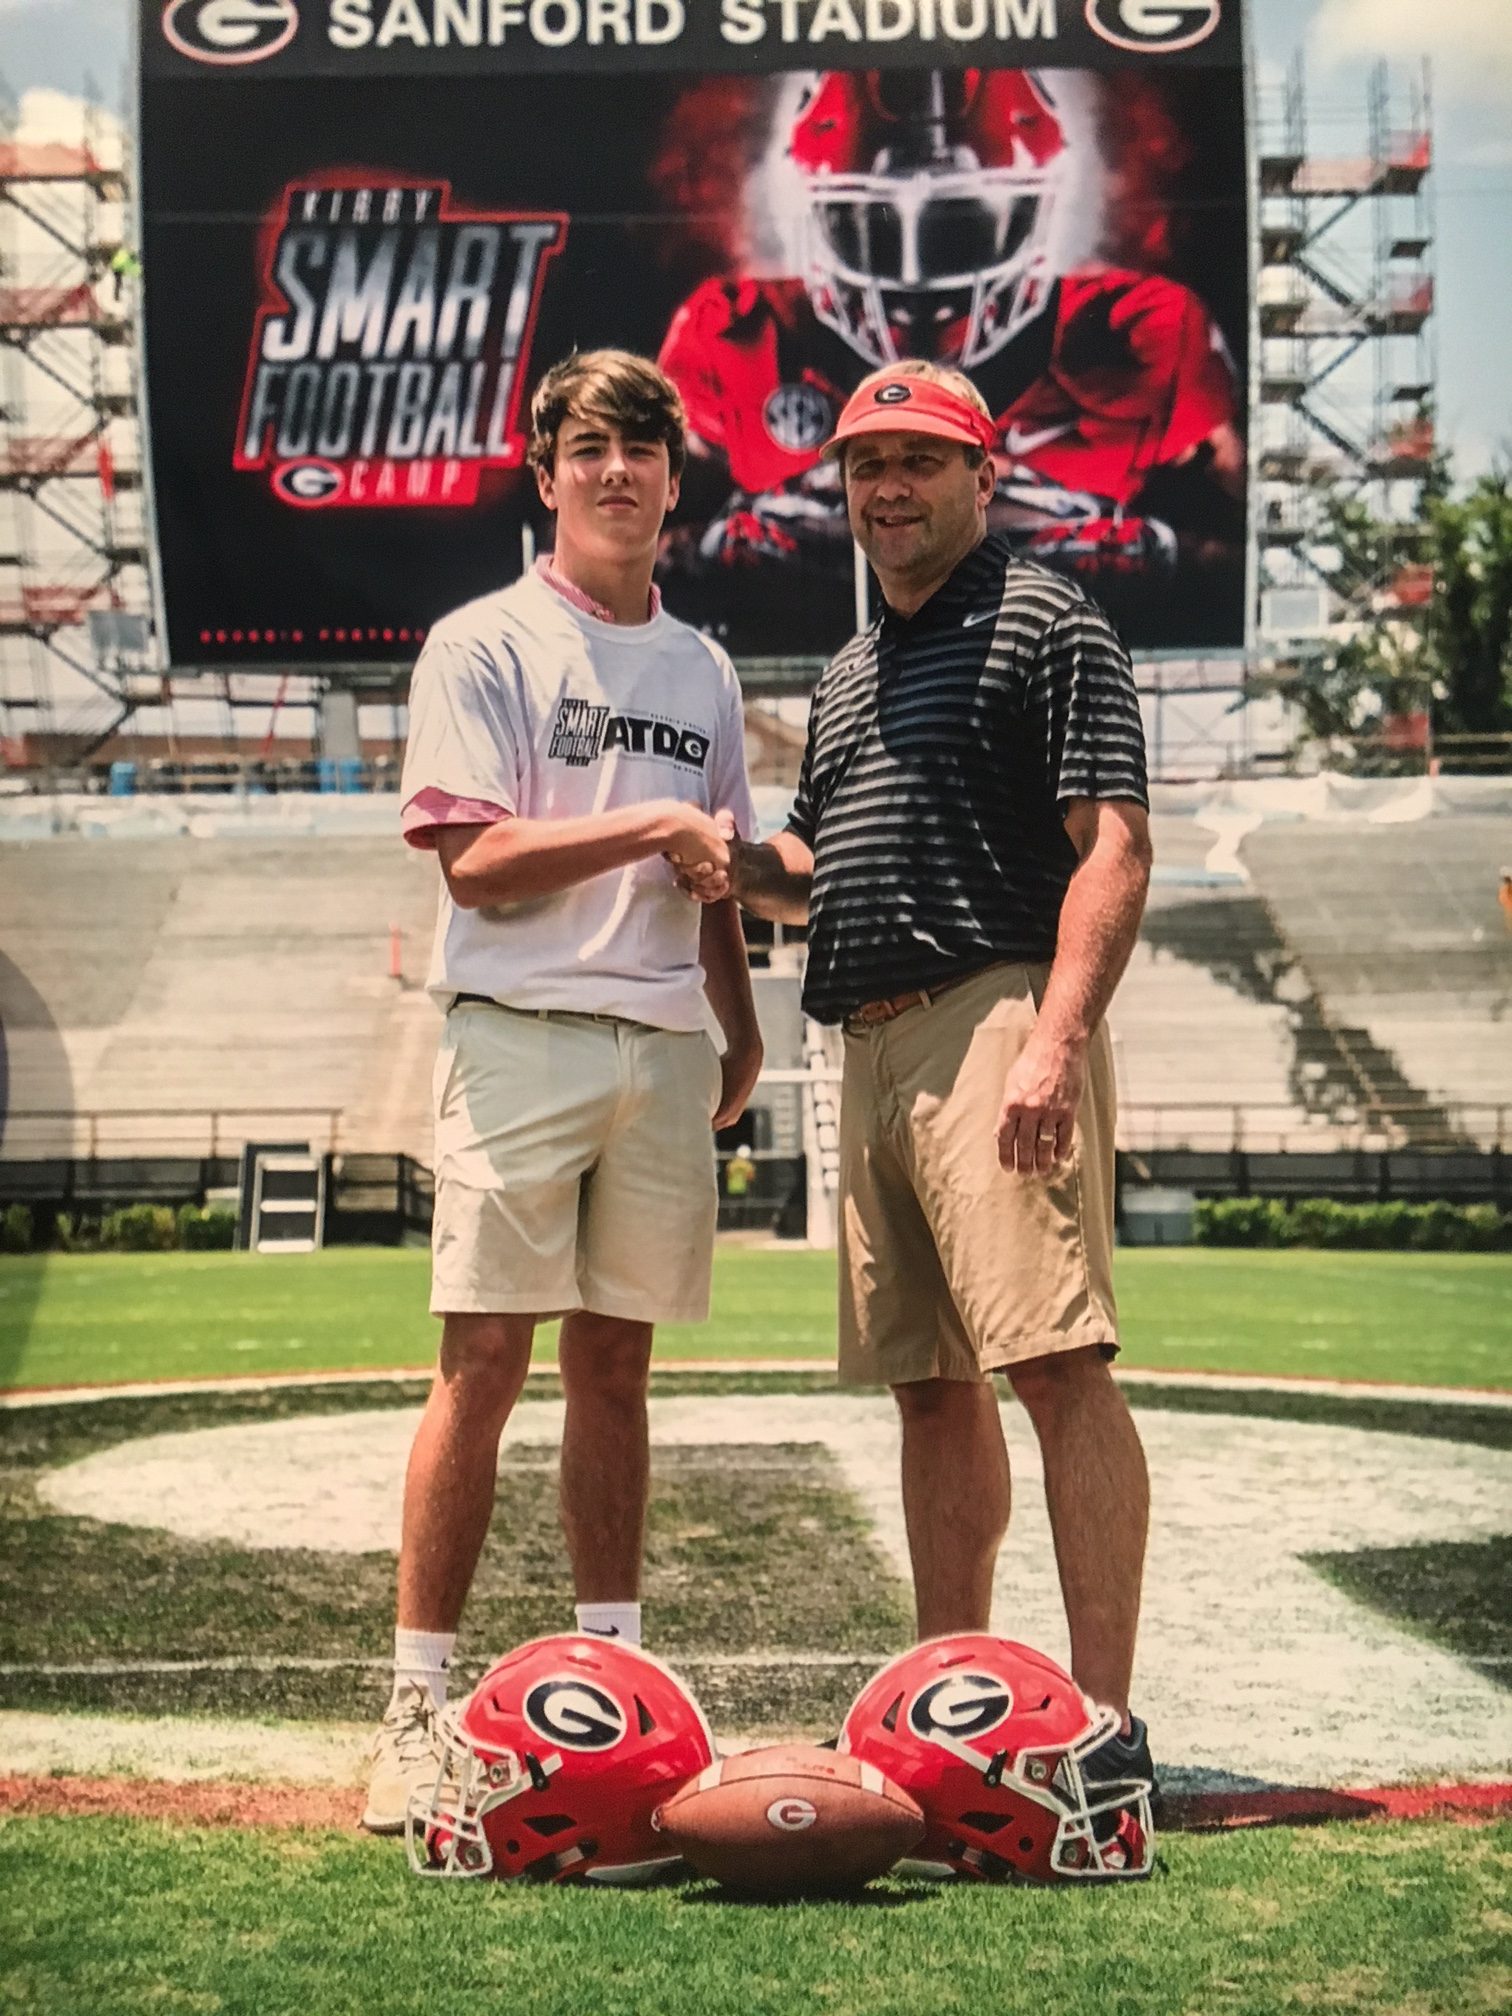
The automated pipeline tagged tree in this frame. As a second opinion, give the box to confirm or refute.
[1280,453,1512,758]
[1423,467,1512,735]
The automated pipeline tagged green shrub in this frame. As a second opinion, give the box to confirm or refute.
[1194,1197,1512,1252]
[177,1204,237,1251]
[1193,1197,1287,1246]
[0,1203,34,1254]
[100,1204,178,1253]
[54,1210,102,1253]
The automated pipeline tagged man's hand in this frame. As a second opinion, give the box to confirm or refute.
[996,1033,1086,1177]
[659,803,731,878]
[713,1035,763,1131]
[671,808,741,903]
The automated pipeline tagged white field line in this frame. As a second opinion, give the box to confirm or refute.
[0,1652,884,1677]
[3,1363,1509,1410]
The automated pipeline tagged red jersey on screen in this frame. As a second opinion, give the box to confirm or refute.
[659,268,1237,506]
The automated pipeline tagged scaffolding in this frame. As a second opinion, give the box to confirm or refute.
[1256,58,1437,641]
[0,82,154,763]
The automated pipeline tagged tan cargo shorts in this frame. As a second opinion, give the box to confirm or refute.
[838,962,1119,1387]
[430,999,723,1323]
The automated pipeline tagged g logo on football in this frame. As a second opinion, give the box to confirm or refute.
[766,1797,818,1831]
[162,0,299,66]
[1085,0,1220,53]
[271,459,343,507]
[523,1679,628,1751]
[908,1673,1014,1742]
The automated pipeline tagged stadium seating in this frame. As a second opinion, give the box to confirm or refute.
[1240,816,1512,1146]
[1,779,1507,1164]
[0,831,440,1159]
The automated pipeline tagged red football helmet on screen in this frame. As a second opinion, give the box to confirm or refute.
[839,1635,1152,1882]
[407,1635,715,1883]
[790,67,1067,369]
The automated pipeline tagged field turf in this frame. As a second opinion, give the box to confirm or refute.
[2,1815,1508,2016]
[2,1246,1509,1392]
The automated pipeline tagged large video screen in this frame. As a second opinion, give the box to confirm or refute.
[139,1,1250,664]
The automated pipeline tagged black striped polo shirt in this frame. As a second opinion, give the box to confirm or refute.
[786,534,1148,1025]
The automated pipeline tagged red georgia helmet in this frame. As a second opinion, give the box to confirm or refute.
[789,68,1067,368]
[406,1635,715,1883]
[839,1635,1152,1882]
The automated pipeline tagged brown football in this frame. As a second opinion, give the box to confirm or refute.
[653,1743,924,1895]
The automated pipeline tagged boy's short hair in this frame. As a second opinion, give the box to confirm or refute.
[527,350,688,480]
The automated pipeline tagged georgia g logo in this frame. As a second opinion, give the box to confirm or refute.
[1086,0,1220,53]
[162,0,299,66]
[908,1673,1014,1743]
[523,1679,628,1751]
[271,460,343,507]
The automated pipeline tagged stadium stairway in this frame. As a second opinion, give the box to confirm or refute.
[1240,816,1512,1148]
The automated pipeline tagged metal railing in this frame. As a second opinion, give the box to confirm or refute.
[1,1108,344,1159]
[3,1098,1507,1164]
[1115,1102,1510,1155]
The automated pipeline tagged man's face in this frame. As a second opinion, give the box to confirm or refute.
[844,431,992,595]
[536,412,679,561]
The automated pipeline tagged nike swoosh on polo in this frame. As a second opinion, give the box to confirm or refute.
[961,607,998,629]
[1003,422,1074,455]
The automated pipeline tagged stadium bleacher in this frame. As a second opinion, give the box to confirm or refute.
[1241,816,1512,1143]
[1,830,441,1159]
[1,778,1507,1168]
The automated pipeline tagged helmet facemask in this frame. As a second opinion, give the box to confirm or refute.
[841,1638,1155,1885]
[791,68,1067,369]
[804,159,1060,368]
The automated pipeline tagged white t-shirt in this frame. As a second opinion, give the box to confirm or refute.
[400,569,755,1031]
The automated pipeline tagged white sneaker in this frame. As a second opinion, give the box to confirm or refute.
[362,1682,442,1835]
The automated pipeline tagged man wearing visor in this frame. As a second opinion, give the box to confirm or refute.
[681,359,1157,1797]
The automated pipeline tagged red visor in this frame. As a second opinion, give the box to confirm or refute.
[824,373,997,458]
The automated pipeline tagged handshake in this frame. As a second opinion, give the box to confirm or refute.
[662,805,745,904]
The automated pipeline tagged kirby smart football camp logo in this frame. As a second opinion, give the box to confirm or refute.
[235,178,565,509]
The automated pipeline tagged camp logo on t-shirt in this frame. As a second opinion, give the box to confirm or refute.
[548,698,611,767]
[547,697,710,773]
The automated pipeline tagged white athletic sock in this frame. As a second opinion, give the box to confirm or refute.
[391,1627,456,1710]
[575,1602,642,1647]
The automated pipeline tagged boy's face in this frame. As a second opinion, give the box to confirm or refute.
[535,410,680,564]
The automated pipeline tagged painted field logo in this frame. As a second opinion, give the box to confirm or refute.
[523,1679,627,1751]
[766,1797,818,1831]
[162,0,299,65]
[1085,0,1220,52]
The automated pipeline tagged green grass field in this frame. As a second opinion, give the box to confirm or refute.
[2,1816,1508,2016]
[3,1245,1509,2015]
[2,1246,1509,1391]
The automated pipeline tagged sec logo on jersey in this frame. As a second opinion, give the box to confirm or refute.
[1085,0,1221,53]
[162,0,299,66]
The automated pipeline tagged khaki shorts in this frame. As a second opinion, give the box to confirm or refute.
[430,1000,722,1323]
[838,963,1119,1387]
